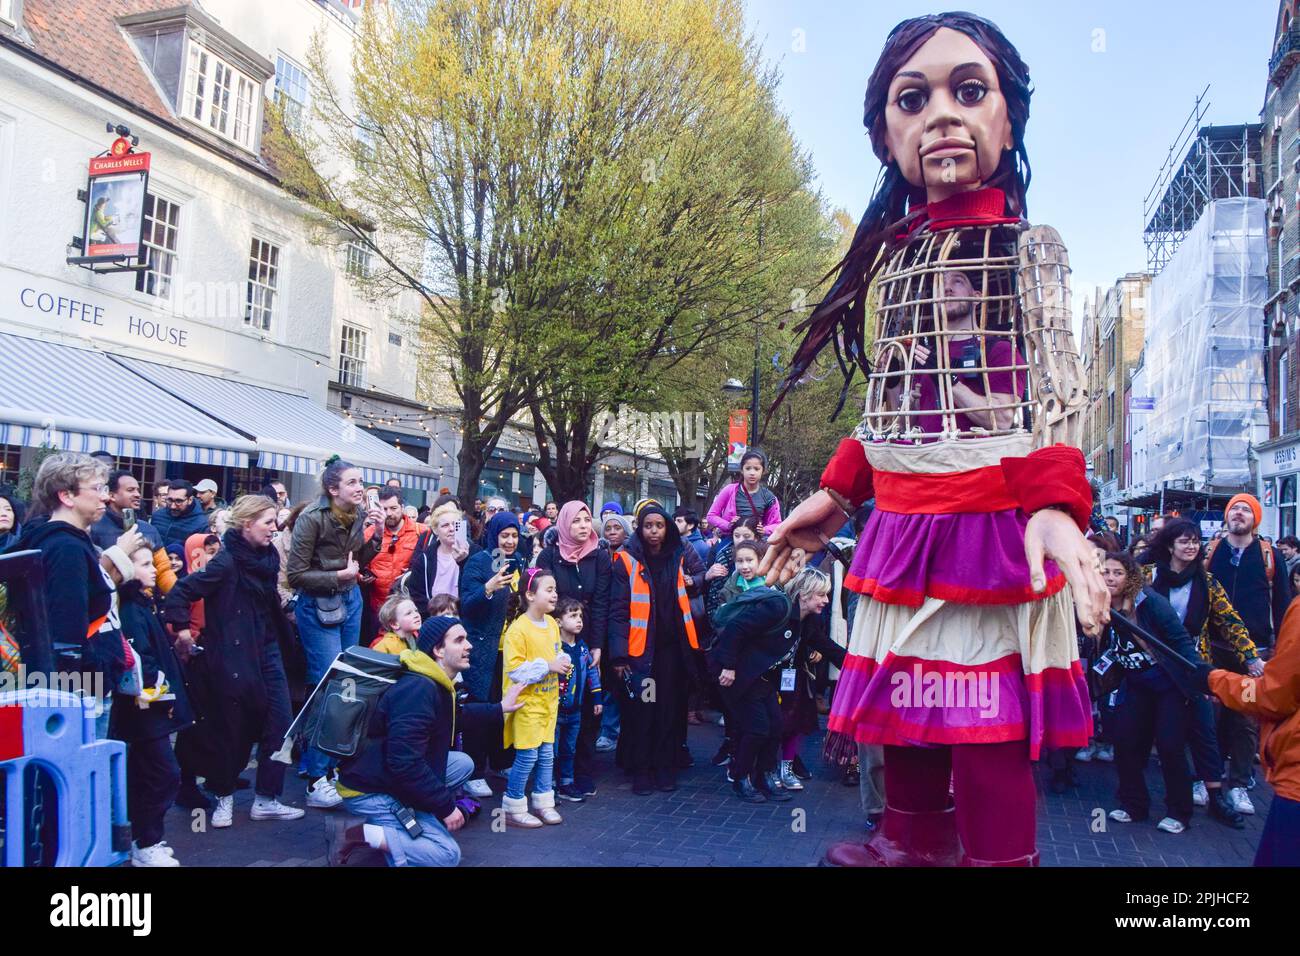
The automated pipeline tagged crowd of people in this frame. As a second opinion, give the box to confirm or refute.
[2,450,1297,868]
[1060,493,1297,864]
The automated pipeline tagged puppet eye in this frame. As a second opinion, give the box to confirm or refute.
[955,80,988,106]
[896,88,927,113]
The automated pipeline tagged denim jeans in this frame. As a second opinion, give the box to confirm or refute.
[858,742,885,817]
[554,711,583,785]
[342,751,474,867]
[295,586,363,780]
[506,742,554,800]
[599,687,621,740]
[1186,693,1225,783]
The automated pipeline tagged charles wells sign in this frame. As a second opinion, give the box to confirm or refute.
[82,147,151,262]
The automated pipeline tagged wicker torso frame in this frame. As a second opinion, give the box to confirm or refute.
[860,222,1087,451]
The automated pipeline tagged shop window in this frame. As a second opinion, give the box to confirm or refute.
[1282,474,1297,538]
[245,237,280,331]
[338,324,368,388]
[228,467,279,501]
[273,52,309,129]
[135,193,181,299]
[0,443,19,486]
[184,39,259,150]
[1280,351,1291,434]
[345,241,371,279]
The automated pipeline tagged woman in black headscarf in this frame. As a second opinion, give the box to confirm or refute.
[608,504,703,794]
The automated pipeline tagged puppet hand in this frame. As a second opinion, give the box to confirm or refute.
[1024,508,1109,636]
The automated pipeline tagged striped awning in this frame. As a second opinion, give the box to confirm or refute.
[114,357,439,490]
[0,333,254,466]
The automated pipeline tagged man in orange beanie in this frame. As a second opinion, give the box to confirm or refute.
[1206,491,1293,817]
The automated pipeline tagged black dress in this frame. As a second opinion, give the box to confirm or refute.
[619,550,691,775]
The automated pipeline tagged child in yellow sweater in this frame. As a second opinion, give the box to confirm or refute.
[370,594,422,654]
[501,568,571,827]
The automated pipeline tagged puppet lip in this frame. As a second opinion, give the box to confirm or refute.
[920,137,976,157]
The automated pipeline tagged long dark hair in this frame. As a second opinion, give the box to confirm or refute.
[1145,518,1203,568]
[779,12,1034,414]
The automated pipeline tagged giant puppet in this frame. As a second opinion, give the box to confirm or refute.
[761,13,1110,867]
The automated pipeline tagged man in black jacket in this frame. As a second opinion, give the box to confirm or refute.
[151,479,210,546]
[1206,493,1293,817]
[331,616,522,866]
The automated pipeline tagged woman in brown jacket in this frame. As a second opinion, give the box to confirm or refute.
[286,456,383,806]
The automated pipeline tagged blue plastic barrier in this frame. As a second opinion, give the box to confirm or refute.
[0,689,129,867]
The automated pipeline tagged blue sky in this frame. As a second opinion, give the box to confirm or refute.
[741,0,1278,311]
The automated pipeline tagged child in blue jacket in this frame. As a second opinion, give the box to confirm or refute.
[554,597,602,802]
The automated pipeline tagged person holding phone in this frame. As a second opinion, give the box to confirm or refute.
[90,469,177,594]
[457,511,524,796]
[407,503,471,617]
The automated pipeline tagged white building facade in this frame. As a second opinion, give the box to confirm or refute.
[0,0,437,506]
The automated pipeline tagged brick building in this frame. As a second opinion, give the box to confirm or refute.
[1259,0,1300,537]
[1080,273,1151,512]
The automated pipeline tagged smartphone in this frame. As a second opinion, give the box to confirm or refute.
[122,507,136,532]
[367,491,380,511]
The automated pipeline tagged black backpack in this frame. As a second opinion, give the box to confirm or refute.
[302,646,408,761]
[707,586,792,660]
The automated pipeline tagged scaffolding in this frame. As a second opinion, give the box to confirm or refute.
[1142,198,1268,495]
[1142,87,1262,275]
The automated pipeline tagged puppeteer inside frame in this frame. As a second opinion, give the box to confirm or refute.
[862,220,1087,451]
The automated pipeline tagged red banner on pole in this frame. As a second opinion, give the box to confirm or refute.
[727,410,748,471]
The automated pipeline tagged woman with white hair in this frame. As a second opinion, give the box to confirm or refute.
[407,502,470,615]
[711,567,832,803]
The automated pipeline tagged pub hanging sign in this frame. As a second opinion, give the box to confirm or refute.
[68,127,151,274]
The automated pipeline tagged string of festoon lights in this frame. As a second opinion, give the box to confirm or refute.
[339,407,656,481]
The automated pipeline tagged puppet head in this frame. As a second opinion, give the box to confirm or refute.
[780,12,1033,408]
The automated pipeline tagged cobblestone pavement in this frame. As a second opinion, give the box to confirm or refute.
[160,718,1272,867]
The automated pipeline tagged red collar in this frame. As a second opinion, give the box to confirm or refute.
[905,187,1019,239]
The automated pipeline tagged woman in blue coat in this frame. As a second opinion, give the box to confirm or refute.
[457,511,523,795]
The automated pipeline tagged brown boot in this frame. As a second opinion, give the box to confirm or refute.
[823,802,961,867]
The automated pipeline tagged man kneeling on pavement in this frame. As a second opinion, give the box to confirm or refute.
[330,615,523,866]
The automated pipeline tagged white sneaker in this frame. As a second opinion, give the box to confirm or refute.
[131,841,181,867]
[1156,817,1187,834]
[1074,741,1095,763]
[1095,743,1115,763]
[1226,787,1255,815]
[779,760,804,790]
[1108,809,1133,824]
[594,736,617,753]
[306,776,343,809]
[138,840,176,857]
[250,797,306,821]
[464,778,494,798]
[212,795,234,828]
[1191,780,1208,806]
